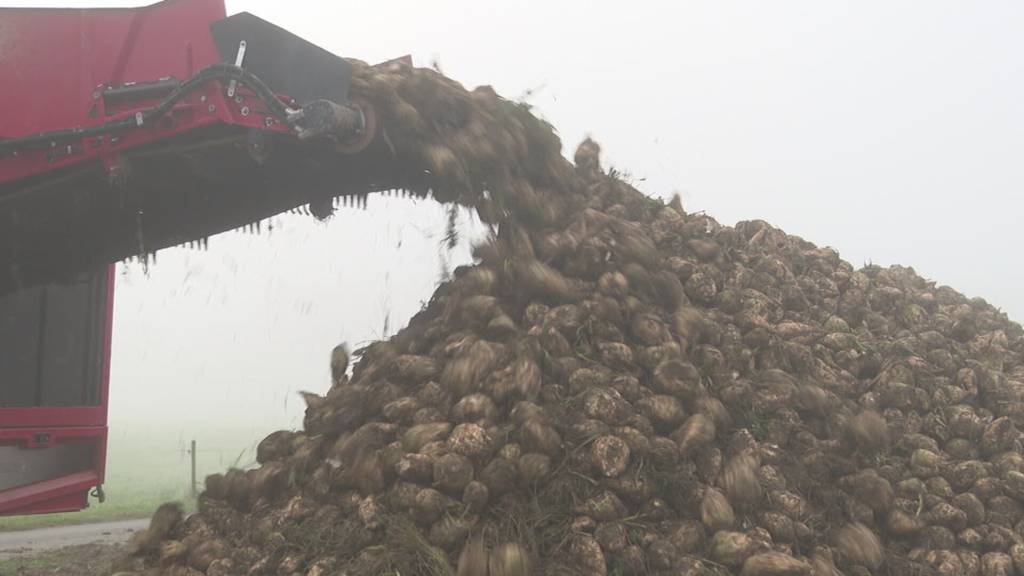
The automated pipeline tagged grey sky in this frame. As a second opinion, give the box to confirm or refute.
[247,0,1022,320]
[11,0,1022,434]
[110,199,483,429]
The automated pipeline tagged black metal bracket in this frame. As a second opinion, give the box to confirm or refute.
[210,12,352,106]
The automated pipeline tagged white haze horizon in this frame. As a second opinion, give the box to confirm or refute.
[7,0,1021,437]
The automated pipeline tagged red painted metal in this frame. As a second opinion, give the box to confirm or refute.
[0,0,295,185]
[5,491,92,516]
[99,263,115,489]
[0,408,108,430]
[0,471,101,516]
[0,0,347,516]
[0,427,108,448]
[0,265,114,516]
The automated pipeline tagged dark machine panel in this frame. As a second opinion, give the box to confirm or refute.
[0,271,108,408]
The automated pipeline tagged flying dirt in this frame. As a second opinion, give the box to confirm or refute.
[117,58,1024,576]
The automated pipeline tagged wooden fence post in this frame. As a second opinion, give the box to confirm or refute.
[190,439,197,497]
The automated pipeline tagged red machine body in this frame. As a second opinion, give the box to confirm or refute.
[0,0,311,185]
[0,0,377,516]
[0,266,114,516]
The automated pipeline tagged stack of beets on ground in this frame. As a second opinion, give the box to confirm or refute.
[122,59,1024,576]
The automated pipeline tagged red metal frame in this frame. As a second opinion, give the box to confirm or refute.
[0,265,114,516]
[0,0,345,516]
[0,0,295,185]
[0,473,104,516]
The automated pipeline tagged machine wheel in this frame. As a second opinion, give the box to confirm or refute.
[335,99,378,155]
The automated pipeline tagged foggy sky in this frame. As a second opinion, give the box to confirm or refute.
[11,1,1023,433]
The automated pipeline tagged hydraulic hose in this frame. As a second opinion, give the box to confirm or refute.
[0,64,294,156]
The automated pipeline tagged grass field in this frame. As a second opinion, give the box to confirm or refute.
[0,422,278,532]
[0,543,124,576]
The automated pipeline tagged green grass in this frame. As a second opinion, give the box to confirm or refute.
[0,553,65,573]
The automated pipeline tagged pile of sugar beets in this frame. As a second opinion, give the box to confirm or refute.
[121,58,1024,576]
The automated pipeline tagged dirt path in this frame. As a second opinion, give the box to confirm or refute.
[0,518,146,561]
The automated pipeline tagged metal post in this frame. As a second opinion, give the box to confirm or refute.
[190,439,197,497]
